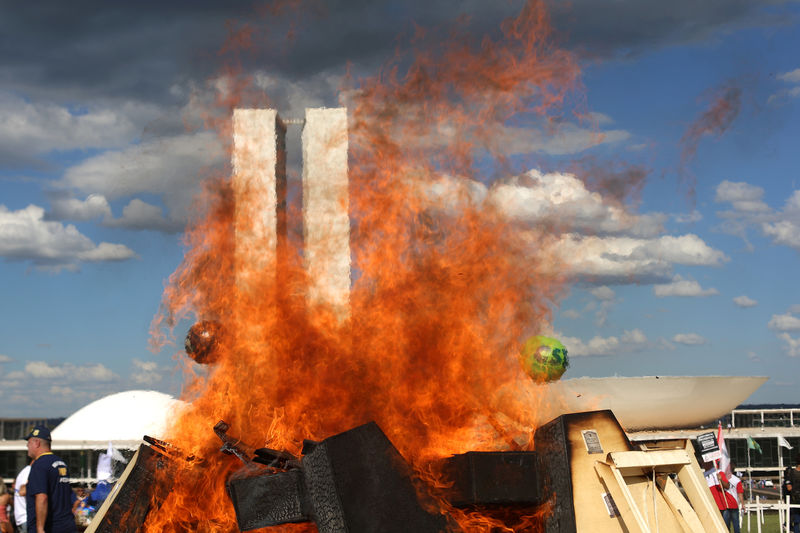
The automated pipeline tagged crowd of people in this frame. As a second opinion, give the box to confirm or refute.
[1,426,109,533]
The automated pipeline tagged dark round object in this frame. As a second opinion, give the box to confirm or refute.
[185,320,223,364]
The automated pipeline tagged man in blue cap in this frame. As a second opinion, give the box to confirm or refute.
[24,425,76,533]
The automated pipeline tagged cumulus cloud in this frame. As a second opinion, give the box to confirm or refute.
[0,354,11,363]
[24,361,117,381]
[561,328,649,357]
[591,286,615,301]
[778,68,800,84]
[47,193,112,221]
[131,359,164,385]
[715,181,770,213]
[672,333,707,345]
[778,333,800,357]
[653,275,718,297]
[768,313,800,332]
[103,198,183,233]
[417,168,725,287]
[733,295,757,308]
[0,91,160,167]
[715,181,800,252]
[0,204,136,270]
[488,170,665,238]
[61,131,225,231]
[555,234,726,285]
[769,68,800,104]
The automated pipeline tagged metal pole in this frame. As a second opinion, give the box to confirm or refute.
[749,445,753,503]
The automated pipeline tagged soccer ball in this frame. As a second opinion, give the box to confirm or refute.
[520,335,569,382]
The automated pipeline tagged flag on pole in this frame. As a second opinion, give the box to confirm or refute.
[778,435,793,449]
[747,436,762,454]
[718,422,732,478]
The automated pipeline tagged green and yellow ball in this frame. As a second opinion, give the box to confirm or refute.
[520,335,569,382]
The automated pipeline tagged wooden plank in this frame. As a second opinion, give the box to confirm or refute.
[657,474,705,533]
[85,447,140,533]
[595,461,650,533]
[676,465,728,533]
[608,450,691,476]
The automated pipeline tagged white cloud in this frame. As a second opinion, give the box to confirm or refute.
[778,68,800,84]
[672,333,707,345]
[25,361,64,378]
[771,68,800,103]
[591,286,615,301]
[715,181,770,213]
[561,328,648,357]
[768,313,800,332]
[561,309,581,319]
[555,234,725,285]
[715,182,800,252]
[422,169,725,288]
[23,361,117,381]
[778,334,800,357]
[488,170,665,238]
[653,275,718,297]
[48,194,112,221]
[104,199,183,233]
[733,295,758,308]
[762,220,800,249]
[49,386,76,397]
[0,92,159,158]
[0,204,136,270]
[61,131,225,231]
[673,210,703,224]
[0,354,11,363]
[131,359,164,385]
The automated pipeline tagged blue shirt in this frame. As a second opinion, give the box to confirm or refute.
[26,452,76,533]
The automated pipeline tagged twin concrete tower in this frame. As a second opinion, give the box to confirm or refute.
[232,108,350,319]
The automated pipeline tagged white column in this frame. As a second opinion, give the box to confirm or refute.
[232,109,287,293]
[302,107,350,319]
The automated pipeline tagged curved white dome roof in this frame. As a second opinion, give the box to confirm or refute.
[51,390,186,442]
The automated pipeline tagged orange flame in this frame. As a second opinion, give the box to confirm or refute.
[146,1,579,531]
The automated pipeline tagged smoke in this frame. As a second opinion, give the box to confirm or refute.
[679,84,742,202]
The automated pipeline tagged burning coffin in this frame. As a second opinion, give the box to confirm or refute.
[90,410,727,532]
[226,421,450,532]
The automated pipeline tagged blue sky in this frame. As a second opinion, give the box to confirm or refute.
[1,0,799,416]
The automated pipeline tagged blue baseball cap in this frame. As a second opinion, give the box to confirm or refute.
[25,425,52,442]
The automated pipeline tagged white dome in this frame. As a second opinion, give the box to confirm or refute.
[51,390,186,442]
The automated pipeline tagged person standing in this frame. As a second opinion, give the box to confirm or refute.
[15,462,31,533]
[704,461,737,524]
[24,426,76,533]
[784,456,800,533]
[723,464,744,533]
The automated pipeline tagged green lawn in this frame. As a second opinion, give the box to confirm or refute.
[741,511,786,532]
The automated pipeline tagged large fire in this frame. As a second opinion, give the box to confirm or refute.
[147,1,580,531]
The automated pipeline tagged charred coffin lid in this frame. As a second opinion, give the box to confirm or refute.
[226,421,451,533]
[437,451,543,507]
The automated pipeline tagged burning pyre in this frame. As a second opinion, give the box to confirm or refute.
[146,1,581,531]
